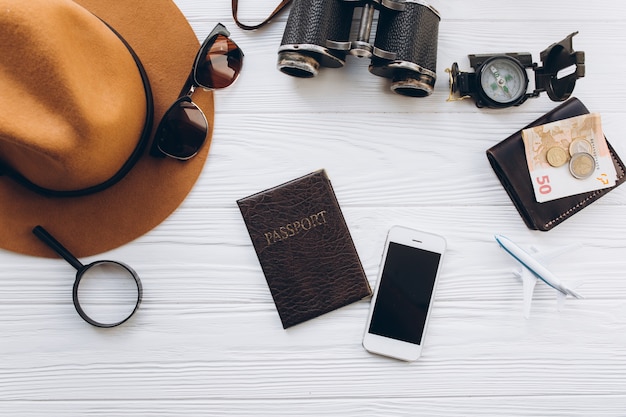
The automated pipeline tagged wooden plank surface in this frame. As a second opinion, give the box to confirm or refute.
[1,1,626,415]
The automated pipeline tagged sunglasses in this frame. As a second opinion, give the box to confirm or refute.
[150,23,243,160]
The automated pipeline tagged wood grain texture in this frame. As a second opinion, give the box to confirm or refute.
[1,1,626,416]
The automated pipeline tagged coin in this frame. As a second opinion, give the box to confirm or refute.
[569,138,593,156]
[569,152,596,179]
[546,146,569,167]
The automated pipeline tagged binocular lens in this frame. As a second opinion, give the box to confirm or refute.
[75,261,141,327]
[278,51,321,78]
[390,71,436,97]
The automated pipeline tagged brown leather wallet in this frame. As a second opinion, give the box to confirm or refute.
[487,97,625,231]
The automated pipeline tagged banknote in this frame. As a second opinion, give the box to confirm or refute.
[521,113,617,203]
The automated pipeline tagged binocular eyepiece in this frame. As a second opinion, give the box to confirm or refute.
[277,0,441,97]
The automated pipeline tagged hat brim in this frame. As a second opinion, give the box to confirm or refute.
[0,0,214,257]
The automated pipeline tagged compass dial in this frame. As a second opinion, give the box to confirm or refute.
[478,56,528,105]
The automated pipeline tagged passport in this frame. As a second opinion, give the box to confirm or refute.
[237,170,371,328]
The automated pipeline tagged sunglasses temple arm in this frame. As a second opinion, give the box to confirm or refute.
[32,226,85,271]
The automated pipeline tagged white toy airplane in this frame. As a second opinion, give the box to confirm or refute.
[494,234,583,318]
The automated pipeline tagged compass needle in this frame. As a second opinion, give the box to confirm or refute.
[484,60,523,103]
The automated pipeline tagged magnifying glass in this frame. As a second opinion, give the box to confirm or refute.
[32,225,142,328]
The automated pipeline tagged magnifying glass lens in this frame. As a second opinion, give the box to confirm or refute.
[76,262,140,326]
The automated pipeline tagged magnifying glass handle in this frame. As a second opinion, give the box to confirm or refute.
[32,226,85,271]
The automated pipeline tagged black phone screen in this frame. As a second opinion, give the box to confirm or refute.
[368,242,441,345]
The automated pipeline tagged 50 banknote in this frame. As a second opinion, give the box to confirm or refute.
[521,113,617,203]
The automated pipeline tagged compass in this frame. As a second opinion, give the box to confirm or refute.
[447,32,585,109]
[478,56,528,105]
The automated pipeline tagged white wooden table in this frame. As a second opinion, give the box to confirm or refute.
[2,1,626,415]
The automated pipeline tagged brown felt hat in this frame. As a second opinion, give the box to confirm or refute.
[0,0,214,257]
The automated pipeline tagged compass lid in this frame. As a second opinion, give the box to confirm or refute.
[534,32,585,102]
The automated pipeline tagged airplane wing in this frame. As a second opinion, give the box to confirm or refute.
[519,268,538,319]
[518,253,579,318]
[529,243,582,267]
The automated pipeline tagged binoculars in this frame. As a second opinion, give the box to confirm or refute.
[277,0,441,97]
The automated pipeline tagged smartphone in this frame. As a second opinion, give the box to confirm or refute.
[363,226,446,361]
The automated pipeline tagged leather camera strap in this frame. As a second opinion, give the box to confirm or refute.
[231,0,292,30]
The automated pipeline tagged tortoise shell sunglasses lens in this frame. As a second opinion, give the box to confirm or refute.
[155,97,208,160]
[195,34,244,89]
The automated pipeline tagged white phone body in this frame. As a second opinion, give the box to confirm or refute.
[363,226,446,361]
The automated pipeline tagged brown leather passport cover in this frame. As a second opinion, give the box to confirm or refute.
[487,97,625,231]
[237,170,372,328]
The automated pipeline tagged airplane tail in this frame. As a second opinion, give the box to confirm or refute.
[556,286,584,312]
